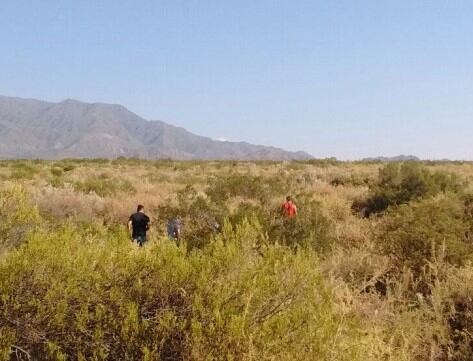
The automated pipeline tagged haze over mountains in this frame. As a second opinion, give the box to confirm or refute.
[0,96,312,160]
[362,155,421,162]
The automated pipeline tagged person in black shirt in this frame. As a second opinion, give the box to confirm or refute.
[128,204,150,247]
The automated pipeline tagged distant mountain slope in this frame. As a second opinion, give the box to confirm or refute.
[0,96,312,160]
[362,155,420,162]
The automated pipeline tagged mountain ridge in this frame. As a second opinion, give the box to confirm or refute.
[0,95,312,160]
[361,155,421,162]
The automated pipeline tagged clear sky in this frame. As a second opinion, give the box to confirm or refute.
[1,1,472,160]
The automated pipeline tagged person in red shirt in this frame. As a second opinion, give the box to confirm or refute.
[281,196,297,218]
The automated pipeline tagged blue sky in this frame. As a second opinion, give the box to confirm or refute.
[1,1,472,159]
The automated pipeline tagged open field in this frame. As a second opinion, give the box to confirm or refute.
[2,159,473,360]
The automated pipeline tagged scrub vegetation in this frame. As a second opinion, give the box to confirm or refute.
[1,158,473,360]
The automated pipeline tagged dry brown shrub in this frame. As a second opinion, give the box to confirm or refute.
[32,185,106,220]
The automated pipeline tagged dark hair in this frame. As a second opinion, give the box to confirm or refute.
[286,196,292,202]
[137,204,144,212]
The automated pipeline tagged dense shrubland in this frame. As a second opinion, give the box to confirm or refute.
[1,221,360,360]
[1,159,473,360]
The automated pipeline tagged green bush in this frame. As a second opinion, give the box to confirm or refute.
[74,175,136,197]
[50,167,64,177]
[464,193,473,240]
[0,221,364,360]
[363,162,463,215]
[299,158,340,167]
[53,161,77,172]
[206,174,286,205]
[161,184,334,254]
[49,176,65,188]
[230,202,269,228]
[158,186,227,250]
[375,195,472,270]
[434,265,473,361]
[330,174,371,187]
[62,164,76,172]
[268,197,334,253]
[0,186,41,253]
[9,162,39,180]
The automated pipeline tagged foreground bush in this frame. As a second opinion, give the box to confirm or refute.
[0,185,40,253]
[432,265,473,361]
[0,220,363,360]
[375,195,473,271]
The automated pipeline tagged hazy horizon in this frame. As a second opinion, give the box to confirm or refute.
[1,1,472,160]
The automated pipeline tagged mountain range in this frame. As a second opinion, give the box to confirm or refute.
[361,155,421,162]
[0,96,312,160]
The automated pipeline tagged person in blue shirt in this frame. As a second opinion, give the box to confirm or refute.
[167,216,182,245]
